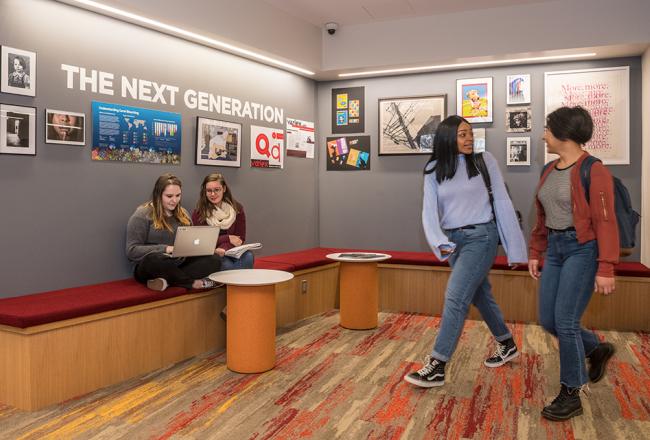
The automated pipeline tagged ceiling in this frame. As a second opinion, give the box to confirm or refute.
[262,0,555,27]
[56,0,649,80]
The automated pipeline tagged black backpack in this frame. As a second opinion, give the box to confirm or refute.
[541,156,640,256]
[474,153,523,231]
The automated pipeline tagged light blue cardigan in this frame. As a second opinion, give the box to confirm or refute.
[422,151,527,264]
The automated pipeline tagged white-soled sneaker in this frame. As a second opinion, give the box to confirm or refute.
[201,278,224,289]
[484,338,519,367]
[404,355,446,388]
[147,278,168,292]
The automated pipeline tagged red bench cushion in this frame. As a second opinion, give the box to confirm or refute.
[254,247,335,271]
[0,279,187,329]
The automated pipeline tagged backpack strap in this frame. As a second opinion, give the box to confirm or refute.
[579,155,602,204]
[474,153,496,219]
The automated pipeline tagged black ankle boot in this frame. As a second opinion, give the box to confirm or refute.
[542,384,583,421]
[588,342,615,383]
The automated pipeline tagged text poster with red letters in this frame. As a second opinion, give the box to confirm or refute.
[545,67,629,164]
[250,125,284,168]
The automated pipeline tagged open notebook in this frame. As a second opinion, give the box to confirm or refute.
[225,243,262,259]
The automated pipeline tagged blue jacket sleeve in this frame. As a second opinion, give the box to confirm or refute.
[484,152,528,264]
[422,172,455,261]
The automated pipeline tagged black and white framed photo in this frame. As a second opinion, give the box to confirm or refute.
[195,117,241,167]
[378,94,446,155]
[506,137,530,166]
[1,46,36,97]
[45,109,85,145]
[0,104,36,155]
[505,107,531,133]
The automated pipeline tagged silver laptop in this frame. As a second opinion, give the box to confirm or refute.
[167,226,219,257]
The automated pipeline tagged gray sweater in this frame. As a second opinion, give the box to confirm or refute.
[126,205,188,263]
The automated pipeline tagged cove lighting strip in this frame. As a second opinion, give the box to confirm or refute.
[59,0,315,76]
[338,53,597,78]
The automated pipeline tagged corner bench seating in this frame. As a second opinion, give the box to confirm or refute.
[1,247,648,411]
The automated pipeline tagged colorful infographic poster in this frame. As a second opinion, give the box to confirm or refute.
[286,118,315,158]
[91,101,181,164]
[326,135,370,171]
[331,87,364,134]
[250,125,284,168]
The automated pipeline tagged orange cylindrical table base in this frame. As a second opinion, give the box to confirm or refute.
[227,284,276,373]
[339,262,379,330]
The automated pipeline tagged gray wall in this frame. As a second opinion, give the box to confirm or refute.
[0,0,318,297]
[317,58,643,259]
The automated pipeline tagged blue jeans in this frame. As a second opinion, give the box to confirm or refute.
[538,230,600,388]
[220,250,255,271]
[432,221,512,362]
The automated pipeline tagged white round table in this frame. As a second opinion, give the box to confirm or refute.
[326,252,391,329]
[209,269,294,373]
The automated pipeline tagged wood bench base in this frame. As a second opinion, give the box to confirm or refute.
[0,290,225,411]
[378,264,650,332]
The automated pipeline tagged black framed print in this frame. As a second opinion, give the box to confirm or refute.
[1,104,36,155]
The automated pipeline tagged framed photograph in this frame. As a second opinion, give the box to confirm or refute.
[45,109,85,145]
[0,104,36,155]
[195,117,241,167]
[378,94,446,156]
[506,137,530,166]
[545,66,629,164]
[506,74,531,105]
[1,46,36,97]
[473,127,486,153]
[457,77,492,123]
[505,107,531,133]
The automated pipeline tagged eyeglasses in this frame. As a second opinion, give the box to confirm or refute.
[206,188,223,194]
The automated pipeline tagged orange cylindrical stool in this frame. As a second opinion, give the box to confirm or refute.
[339,262,379,329]
[227,285,276,373]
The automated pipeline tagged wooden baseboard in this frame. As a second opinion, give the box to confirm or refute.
[0,290,225,411]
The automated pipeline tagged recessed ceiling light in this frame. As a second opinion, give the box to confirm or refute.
[59,0,315,76]
[338,53,597,78]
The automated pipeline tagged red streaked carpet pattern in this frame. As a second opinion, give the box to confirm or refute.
[1,311,649,439]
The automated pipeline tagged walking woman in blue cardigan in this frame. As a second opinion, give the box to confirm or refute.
[404,115,527,388]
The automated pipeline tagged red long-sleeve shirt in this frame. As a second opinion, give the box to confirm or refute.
[529,152,619,278]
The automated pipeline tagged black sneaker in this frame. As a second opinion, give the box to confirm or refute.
[201,278,224,289]
[403,356,445,388]
[588,342,615,383]
[484,338,519,367]
[542,384,584,421]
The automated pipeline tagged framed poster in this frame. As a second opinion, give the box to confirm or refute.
[196,117,241,167]
[0,104,36,155]
[250,125,284,169]
[507,137,530,166]
[326,135,370,171]
[91,101,182,164]
[505,107,531,133]
[45,109,85,145]
[331,87,364,134]
[1,46,36,97]
[506,74,531,105]
[378,94,446,155]
[544,67,629,164]
[457,77,492,123]
[286,118,315,158]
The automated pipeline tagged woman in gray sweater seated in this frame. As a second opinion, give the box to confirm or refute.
[126,173,221,291]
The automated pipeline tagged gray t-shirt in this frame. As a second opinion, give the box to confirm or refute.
[538,165,574,230]
[125,204,187,262]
